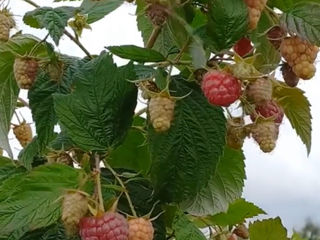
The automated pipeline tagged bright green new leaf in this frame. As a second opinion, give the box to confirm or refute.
[173,210,206,240]
[54,53,137,152]
[207,199,266,226]
[249,217,289,240]
[149,76,226,203]
[281,2,320,46]
[273,83,312,153]
[107,45,166,62]
[181,147,245,215]
[0,164,86,239]
[23,7,77,45]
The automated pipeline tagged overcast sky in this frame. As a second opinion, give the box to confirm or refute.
[7,0,320,231]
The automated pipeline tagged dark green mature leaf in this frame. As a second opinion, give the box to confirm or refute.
[80,0,124,24]
[109,117,150,174]
[207,199,266,226]
[18,137,41,170]
[281,2,320,46]
[136,0,176,56]
[23,7,76,45]
[0,35,48,158]
[273,83,312,153]
[173,210,206,240]
[0,157,26,183]
[149,76,226,203]
[107,45,166,62]
[206,0,248,52]
[268,0,320,11]
[251,12,281,73]
[181,147,245,215]
[0,164,86,239]
[54,53,137,152]
[29,58,84,154]
[249,218,288,240]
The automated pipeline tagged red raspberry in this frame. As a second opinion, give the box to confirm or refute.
[201,71,241,107]
[267,26,285,49]
[233,37,253,57]
[281,62,299,87]
[246,78,272,104]
[233,224,249,239]
[128,218,154,240]
[251,100,284,124]
[79,212,129,240]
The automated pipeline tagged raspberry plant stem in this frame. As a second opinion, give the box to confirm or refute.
[146,25,161,49]
[104,161,137,217]
[95,154,105,213]
[22,0,92,59]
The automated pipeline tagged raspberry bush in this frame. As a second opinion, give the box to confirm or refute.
[0,0,318,239]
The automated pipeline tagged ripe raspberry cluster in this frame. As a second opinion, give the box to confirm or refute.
[13,57,39,89]
[280,36,318,80]
[244,0,268,30]
[0,10,15,42]
[148,95,175,132]
[13,122,32,147]
[62,192,88,236]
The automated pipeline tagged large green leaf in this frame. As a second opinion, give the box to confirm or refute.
[273,83,312,153]
[251,12,281,73]
[80,0,124,24]
[0,164,86,239]
[181,147,245,215]
[21,223,73,240]
[149,76,226,203]
[0,35,48,158]
[269,0,320,11]
[107,45,166,62]
[0,157,26,183]
[109,117,151,174]
[249,218,289,240]
[23,7,76,45]
[29,58,84,153]
[206,0,248,52]
[281,2,320,46]
[206,199,266,226]
[54,53,137,152]
[172,210,206,240]
[18,137,41,170]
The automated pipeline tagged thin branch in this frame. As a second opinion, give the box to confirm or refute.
[134,107,147,117]
[105,162,137,217]
[95,154,105,212]
[18,97,29,108]
[22,0,92,59]
[146,25,162,49]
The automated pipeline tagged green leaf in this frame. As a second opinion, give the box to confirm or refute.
[181,147,245,215]
[207,199,266,226]
[206,0,248,52]
[149,76,226,203]
[273,83,312,153]
[109,117,151,174]
[249,217,289,240]
[172,210,206,240]
[0,35,48,158]
[189,38,207,69]
[54,53,137,152]
[251,12,281,73]
[23,7,76,45]
[268,0,320,11]
[80,0,124,24]
[0,164,86,238]
[281,2,320,46]
[29,58,84,153]
[0,157,26,182]
[21,223,72,240]
[136,0,176,56]
[107,45,166,62]
[291,232,306,240]
[18,137,41,170]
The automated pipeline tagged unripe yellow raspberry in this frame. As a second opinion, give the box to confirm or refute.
[251,121,279,153]
[13,57,39,89]
[148,95,175,132]
[0,11,15,42]
[128,218,154,240]
[61,191,88,236]
[244,0,268,29]
[13,122,32,148]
